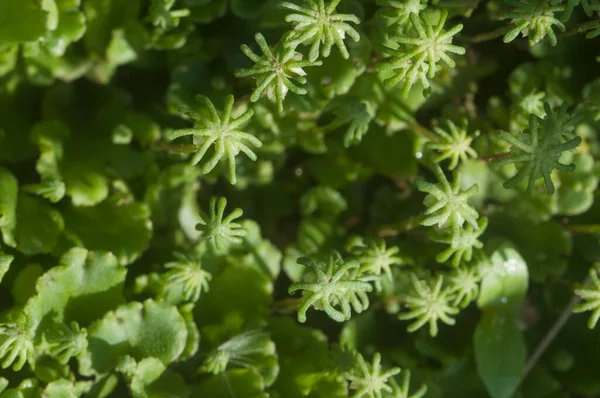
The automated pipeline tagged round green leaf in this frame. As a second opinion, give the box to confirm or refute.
[86,300,187,374]
[14,194,64,255]
[477,243,528,311]
[63,199,152,265]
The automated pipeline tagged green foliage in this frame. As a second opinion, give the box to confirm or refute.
[0,0,599,397]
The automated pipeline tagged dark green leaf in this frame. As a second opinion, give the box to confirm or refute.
[474,311,526,398]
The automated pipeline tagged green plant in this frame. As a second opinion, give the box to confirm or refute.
[195,196,246,254]
[343,351,401,397]
[501,0,566,46]
[493,103,582,194]
[398,274,460,336]
[289,254,373,322]
[169,94,262,185]
[379,9,465,97]
[281,0,361,62]
[235,33,322,112]
[1,0,600,397]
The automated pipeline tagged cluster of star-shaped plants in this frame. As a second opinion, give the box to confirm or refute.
[398,274,460,337]
[493,103,582,195]
[415,164,479,241]
[235,33,322,112]
[501,0,566,46]
[379,9,465,98]
[288,253,374,322]
[281,0,361,62]
[162,252,212,303]
[169,94,262,185]
[343,351,401,398]
[195,196,246,255]
[430,216,488,268]
[426,118,479,170]
[573,263,600,329]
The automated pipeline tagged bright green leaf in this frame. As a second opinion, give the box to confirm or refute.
[0,252,12,284]
[0,0,48,46]
[477,243,528,311]
[23,248,126,331]
[193,368,267,398]
[0,167,18,248]
[84,300,187,374]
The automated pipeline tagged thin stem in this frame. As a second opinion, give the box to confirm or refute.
[271,298,302,315]
[410,121,440,142]
[151,140,198,153]
[461,26,511,44]
[523,274,589,378]
[563,18,600,36]
[378,215,426,237]
[479,151,511,163]
[566,224,600,234]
